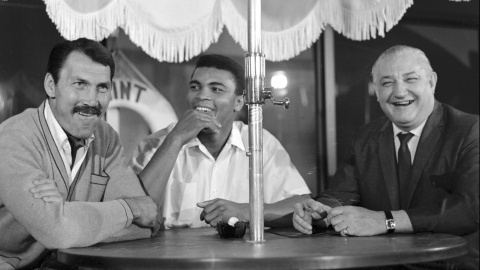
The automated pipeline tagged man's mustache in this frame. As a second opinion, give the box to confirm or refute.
[73,105,103,116]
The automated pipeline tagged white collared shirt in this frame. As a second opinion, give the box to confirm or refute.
[132,121,310,229]
[44,101,94,185]
[392,119,427,164]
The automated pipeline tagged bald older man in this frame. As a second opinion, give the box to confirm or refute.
[293,45,479,269]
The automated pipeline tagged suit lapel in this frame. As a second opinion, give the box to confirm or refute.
[401,102,444,209]
[37,101,70,190]
[378,121,401,210]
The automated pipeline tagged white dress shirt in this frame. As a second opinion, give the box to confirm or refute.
[392,119,427,164]
[44,101,94,185]
[132,121,311,229]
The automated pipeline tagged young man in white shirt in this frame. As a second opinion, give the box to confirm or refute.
[132,54,311,229]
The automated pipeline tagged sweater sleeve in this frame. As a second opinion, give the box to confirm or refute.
[100,127,153,241]
[0,129,145,249]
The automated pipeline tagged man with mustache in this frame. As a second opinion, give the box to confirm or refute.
[293,45,479,269]
[132,54,311,229]
[0,38,159,269]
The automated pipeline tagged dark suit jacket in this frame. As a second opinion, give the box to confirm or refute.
[319,101,479,269]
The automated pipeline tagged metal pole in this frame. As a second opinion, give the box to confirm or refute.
[245,0,265,243]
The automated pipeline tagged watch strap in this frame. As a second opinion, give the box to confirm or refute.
[384,211,395,234]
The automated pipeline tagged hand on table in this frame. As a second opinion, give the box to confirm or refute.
[197,198,248,227]
[328,206,385,236]
[123,196,159,234]
[293,199,331,234]
[29,179,63,202]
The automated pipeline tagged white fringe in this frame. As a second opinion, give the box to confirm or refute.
[263,3,325,62]
[324,0,414,41]
[43,0,223,63]
[43,0,122,41]
[122,0,223,63]
[42,0,422,63]
[223,0,325,62]
[224,0,413,62]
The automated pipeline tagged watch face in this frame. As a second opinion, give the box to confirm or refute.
[386,219,396,229]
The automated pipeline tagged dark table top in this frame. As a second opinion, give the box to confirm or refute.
[57,227,467,269]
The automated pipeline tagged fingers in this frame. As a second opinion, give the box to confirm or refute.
[197,199,221,214]
[30,179,57,193]
[32,189,62,199]
[198,114,221,130]
[201,205,225,225]
[200,210,206,221]
[151,221,163,237]
[329,206,346,216]
[292,213,312,234]
[304,199,320,210]
[33,179,56,186]
[207,216,223,227]
[293,201,315,234]
[123,196,159,228]
[30,179,63,202]
[329,207,354,236]
[198,199,227,226]
[196,199,217,208]
[172,111,222,143]
[293,202,306,218]
[184,110,222,131]
[329,213,343,227]
[41,196,64,203]
[330,217,350,236]
[340,227,350,237]
[297,199,329,221]
[311,210,328,220]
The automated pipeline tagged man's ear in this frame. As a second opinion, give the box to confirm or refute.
[371,82,380,102]
[234,94,244,112]
[428,71,438,94]
[44,73,56,99]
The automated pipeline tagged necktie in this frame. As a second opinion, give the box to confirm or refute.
[65,132,85,167]
[397,132,414,206]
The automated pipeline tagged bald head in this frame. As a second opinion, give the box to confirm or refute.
[372,45,433,83]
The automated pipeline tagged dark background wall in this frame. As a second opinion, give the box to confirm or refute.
[0,0,63,122]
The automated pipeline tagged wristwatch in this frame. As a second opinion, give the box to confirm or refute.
[384,211,395,233]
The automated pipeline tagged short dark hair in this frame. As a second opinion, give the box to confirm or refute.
[193,54,245,96]
[47,38,115,83]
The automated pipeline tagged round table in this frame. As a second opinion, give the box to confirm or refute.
[57,227,467,269]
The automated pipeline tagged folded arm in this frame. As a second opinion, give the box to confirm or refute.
[0,129,152,249]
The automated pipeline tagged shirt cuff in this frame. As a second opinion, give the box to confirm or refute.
[118,199,134,227]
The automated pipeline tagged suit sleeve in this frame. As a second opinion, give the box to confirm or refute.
[406,119,479,235]
[0,129,147,250]
[317,140,361,208]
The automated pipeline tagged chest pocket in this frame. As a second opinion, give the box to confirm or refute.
[89,174,110,201]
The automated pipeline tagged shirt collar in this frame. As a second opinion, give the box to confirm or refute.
[392,118,428,138]
[229,122,245,151]
[183,122,246,152]
[44,100,95,150]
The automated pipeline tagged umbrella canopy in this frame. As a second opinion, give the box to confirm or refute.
[43,0,471,62]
